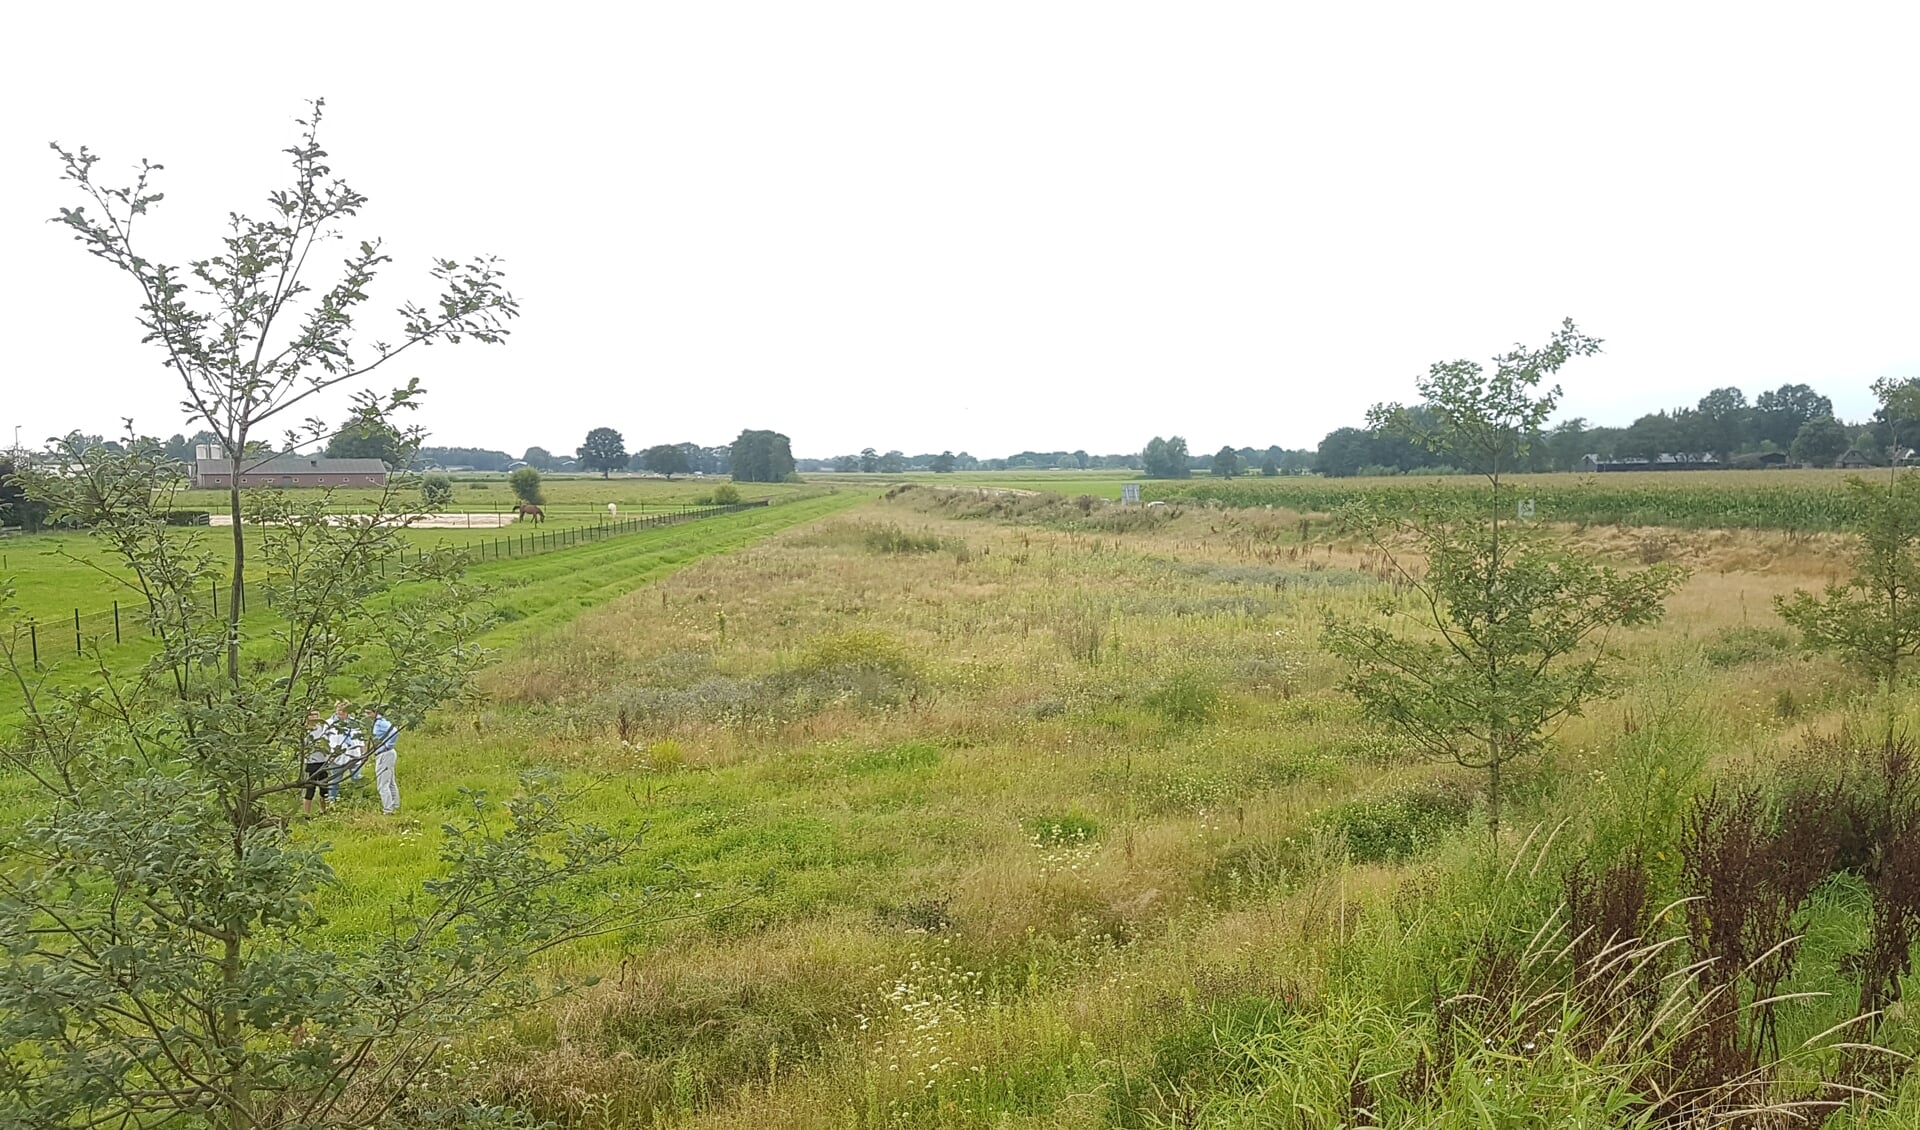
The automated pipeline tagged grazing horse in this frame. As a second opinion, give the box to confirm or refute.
[513,503,545,524]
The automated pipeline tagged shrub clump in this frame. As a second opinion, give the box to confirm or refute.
[1317,779,1475,863]
[1144,672,1220,728]
[1703,626,1796,669]
[857,522,960,556]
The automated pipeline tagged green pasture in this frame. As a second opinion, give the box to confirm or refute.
[1,481,824,629]
[0,490,869,718]
[165,474,810,516]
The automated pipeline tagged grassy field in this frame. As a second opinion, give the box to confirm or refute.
[0,478,827,632]
[181,484,1909,1127]
[167,472,806,514]
[0,490,868,719]
[9,476,1920,1125]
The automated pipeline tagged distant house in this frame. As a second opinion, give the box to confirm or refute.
[1756,452,1791,468]
[1579,453,1724,473]
[1836,449,1876,470]
[190,447,389,489]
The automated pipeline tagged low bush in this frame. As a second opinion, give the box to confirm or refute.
[1144,671,1220,728]
[1703,625,1797,668]
[860,523,948,555]
[421,472,453,510]
[1318,779,1475,863]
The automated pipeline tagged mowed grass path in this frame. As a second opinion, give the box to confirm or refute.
[0,490,868,724]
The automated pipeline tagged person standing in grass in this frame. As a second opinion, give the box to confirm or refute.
[368,707,401,815]
[326,701,358,802]
[301,710,332,816]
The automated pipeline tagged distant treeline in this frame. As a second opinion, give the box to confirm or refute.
[34,375,1912,487]
[1305,381,1915,478]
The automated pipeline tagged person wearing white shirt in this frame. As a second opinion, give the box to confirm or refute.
[326,702,358,802]
[301,710,332,816]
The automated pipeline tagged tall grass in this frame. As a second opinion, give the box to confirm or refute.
[176,487,1920,1127]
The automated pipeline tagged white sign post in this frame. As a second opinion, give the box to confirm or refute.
[1517,499,1535,521]
[1121,483,1141,504]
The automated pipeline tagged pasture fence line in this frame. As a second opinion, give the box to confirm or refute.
[7,501,768,669]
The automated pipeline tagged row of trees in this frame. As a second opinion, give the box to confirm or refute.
[801,449,1152,473]
[573,428,794,482]
[1313,381,1919,477]
[1141,436,1317,479]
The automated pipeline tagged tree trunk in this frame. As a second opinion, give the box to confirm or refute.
[1486,725,1501,844]
[227,435,246,684]
[219,927,252,1129]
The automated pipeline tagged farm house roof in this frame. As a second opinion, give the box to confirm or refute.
[193,455,389,475]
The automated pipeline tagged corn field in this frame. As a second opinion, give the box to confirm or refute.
[1153,468,1881,531]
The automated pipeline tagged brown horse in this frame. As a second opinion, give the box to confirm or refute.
[513,503,544,524]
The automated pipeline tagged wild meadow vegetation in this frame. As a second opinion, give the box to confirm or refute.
[8,105,1919,1129]
[10,433,1920,1127]
[251,481,1915,1128]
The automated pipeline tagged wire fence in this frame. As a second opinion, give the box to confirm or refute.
[7,501,768,669]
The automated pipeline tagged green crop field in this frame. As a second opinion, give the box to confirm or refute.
[807,469,1144,498]
[800,467,1889,532]
[1149,467,1882,530]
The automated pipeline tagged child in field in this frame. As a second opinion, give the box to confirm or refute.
[326,702,359,802]
[301,710,332,816]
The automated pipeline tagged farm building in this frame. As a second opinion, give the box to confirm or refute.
[1835,449,1876,470]
[190,447,388,489]
[1578,453,1724,472]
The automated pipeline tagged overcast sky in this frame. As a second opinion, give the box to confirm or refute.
[3,2,1916,460]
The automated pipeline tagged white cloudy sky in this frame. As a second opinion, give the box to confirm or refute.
[3,1,1916,459]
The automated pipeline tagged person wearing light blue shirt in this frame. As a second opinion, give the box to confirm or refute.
[367,708,401,814]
